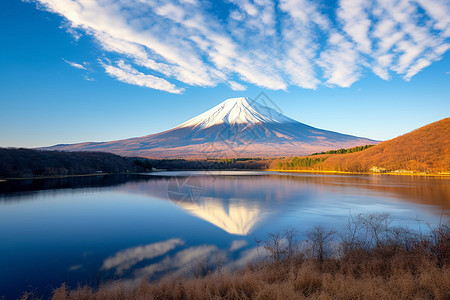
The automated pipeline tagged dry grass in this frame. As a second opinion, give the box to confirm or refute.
[47,254,449,300]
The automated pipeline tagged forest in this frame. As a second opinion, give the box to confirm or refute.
[272,118,450,174]
[310,144,374,156]
[0,148,272,178]
[0,148,153,178]
[273,144,374,171]
[149,157,270,170]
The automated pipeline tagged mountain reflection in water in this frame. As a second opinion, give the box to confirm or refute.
[117,172,449,235]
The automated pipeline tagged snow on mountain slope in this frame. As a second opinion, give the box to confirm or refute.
[43,97,378,158]
[178,97,294,129]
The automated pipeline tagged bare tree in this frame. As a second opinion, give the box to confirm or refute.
[264,228,299,262]
[284,228,298,260]
[357,212,392,247]
[306,226,336,263]
[213,251,226,274]
[264,232,285,262]
[387,226,415,250]
[340,213,366,255]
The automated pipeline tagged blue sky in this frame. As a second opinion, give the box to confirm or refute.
[1,0,449,148]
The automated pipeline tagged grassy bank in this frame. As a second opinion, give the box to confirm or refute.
[51,252,448,300]
[269,169,450,177]
[21,213,449,300]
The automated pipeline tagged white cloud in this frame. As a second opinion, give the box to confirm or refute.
[404,58,432,80]
[415,0,450,37]
[370,0,449,80]
[63,59,87,70]
[32,0,450,92]
[60,23,83,41]
[337,0,372,54]
[279,0,327,89]
[318,32,361,87]
[229,81,247,91]
[83,75,95,81]
[101,60,185,94]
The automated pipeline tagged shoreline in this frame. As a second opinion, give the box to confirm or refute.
[0,172,133,182]
[1,169,450,182]
[268,169,450,177]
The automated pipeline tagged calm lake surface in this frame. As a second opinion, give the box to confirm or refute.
[0,171,449,299]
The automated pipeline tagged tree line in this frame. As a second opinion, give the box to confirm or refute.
[0,148,153,178]
[149,158,270,170]
[276,156,327,169]
[310,144,375,156]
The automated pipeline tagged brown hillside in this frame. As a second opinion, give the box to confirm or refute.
[320,118,450,173]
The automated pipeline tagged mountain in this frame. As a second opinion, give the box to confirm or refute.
[320,117,450,173]
[43,97,377,158]
[273,117,450,173]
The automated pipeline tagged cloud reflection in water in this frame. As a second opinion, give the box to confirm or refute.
[102,238,268,281]
[101,238,184,274]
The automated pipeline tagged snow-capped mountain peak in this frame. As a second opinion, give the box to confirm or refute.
[44,96,378,158]
[178,97,295,129]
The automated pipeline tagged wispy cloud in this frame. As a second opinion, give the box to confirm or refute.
[101,60,185,94]
[63,58,87,70]
[371,0,449,81]
[33,0,449,93]
[337,0,372,54]
[83,75,95,81]
[229,81,247,91]
[318,32,362,87]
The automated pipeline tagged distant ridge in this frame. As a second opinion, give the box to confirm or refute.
[43,97,377,158]
[274,118,450,173]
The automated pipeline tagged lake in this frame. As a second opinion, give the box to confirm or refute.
[0,171,449,299]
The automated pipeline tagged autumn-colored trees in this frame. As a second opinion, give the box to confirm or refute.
[272,118,450,174]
